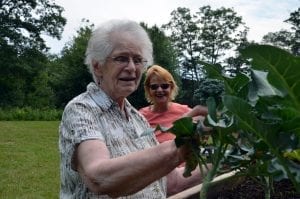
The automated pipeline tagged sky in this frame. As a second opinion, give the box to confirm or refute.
[44,0,300,54]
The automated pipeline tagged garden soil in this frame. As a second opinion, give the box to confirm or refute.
[188,178,300,199]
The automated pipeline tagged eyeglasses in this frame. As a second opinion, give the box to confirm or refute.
[108,55,147,67]
[149,83,170,90]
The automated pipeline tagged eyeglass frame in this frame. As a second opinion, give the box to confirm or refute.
[149,83,171,90]
[106,55,148,67]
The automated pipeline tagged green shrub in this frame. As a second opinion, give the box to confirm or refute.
[0,107,63,121]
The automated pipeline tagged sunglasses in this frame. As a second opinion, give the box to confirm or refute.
[149,83,170,90]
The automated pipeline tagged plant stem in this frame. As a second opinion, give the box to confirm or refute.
[200,138,225,199]
[264,176,271,199]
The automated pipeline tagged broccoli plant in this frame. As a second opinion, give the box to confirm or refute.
[148,44,300,199]
[194,78,225,106]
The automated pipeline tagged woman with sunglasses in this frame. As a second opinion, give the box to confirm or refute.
[139,65,208,143]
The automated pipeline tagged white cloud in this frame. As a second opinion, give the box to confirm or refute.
[45,0,300,54]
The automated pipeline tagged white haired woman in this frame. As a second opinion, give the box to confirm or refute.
[59,19,208,199]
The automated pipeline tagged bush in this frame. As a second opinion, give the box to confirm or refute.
[0,107,63,121]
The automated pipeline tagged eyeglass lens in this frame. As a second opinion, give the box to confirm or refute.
[149,84,170,90]
[111,56,146,66]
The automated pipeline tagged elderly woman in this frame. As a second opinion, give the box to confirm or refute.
[59,19,208,199]
[140,65,208,143]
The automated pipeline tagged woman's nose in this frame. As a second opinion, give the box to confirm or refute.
[125,58,137,71]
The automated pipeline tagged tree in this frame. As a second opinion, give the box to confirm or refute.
[51,21,93,108]
[286,7,300,55]
[223,40,253,77]
[0,0,66,52]
[128,23,181,108]
[163,6,248,105]
[262,30,294,52]
[162,7,201,83]
[262,8,300,56]
[143,23,179,78]
[0,0,66,107]
[196,6,248,64]
[19,48,56,108]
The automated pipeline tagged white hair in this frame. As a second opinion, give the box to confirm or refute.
[84,19,153,83]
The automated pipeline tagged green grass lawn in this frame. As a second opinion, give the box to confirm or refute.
[0,121,60,199]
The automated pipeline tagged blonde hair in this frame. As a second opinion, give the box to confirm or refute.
[144,65,178,104]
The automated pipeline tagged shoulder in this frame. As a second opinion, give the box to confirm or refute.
[63,92,95,113]
[171,102,191,111]
[139,106,151,114]
[62,88,106,124]
[63,92,89,113]
[63,82,97,111]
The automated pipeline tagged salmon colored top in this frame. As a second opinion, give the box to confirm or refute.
[139,102,191,143]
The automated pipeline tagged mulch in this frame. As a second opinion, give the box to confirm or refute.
[212,178,300,199]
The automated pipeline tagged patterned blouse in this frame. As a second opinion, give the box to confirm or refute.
[59,82,167,198]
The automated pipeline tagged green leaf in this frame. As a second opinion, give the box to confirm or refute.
[222,95,265,134]
[224,73,250,97]
[284,149,300,162]
[248,69,285,103]
[269,158,300,183]
[167,117,194,137]
[207,114,234,128]
[201,60,250,97]
[183,153,199,177]
[281,117,300,134]
[200,61,223,78]
[241,44,300,110]
[207,96,217,121]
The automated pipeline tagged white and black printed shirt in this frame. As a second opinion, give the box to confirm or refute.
[59,82,166,199]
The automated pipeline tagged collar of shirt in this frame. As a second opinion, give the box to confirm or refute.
[87,82,136,116]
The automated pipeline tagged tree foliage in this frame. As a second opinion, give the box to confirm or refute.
[0,0,66,52]
[129,23,181,108]
[163,6,248,105]
[262,7,300,56]
[51,21,93,108]
[162,7,201,82]
[196,6,248,64]
[0,46,56,108]
[0,0,66,108]
[283,7,300,56]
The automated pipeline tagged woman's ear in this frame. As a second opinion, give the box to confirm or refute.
[92,60,102,76]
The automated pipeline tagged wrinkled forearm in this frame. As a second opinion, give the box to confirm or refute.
[78,140,183,197]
